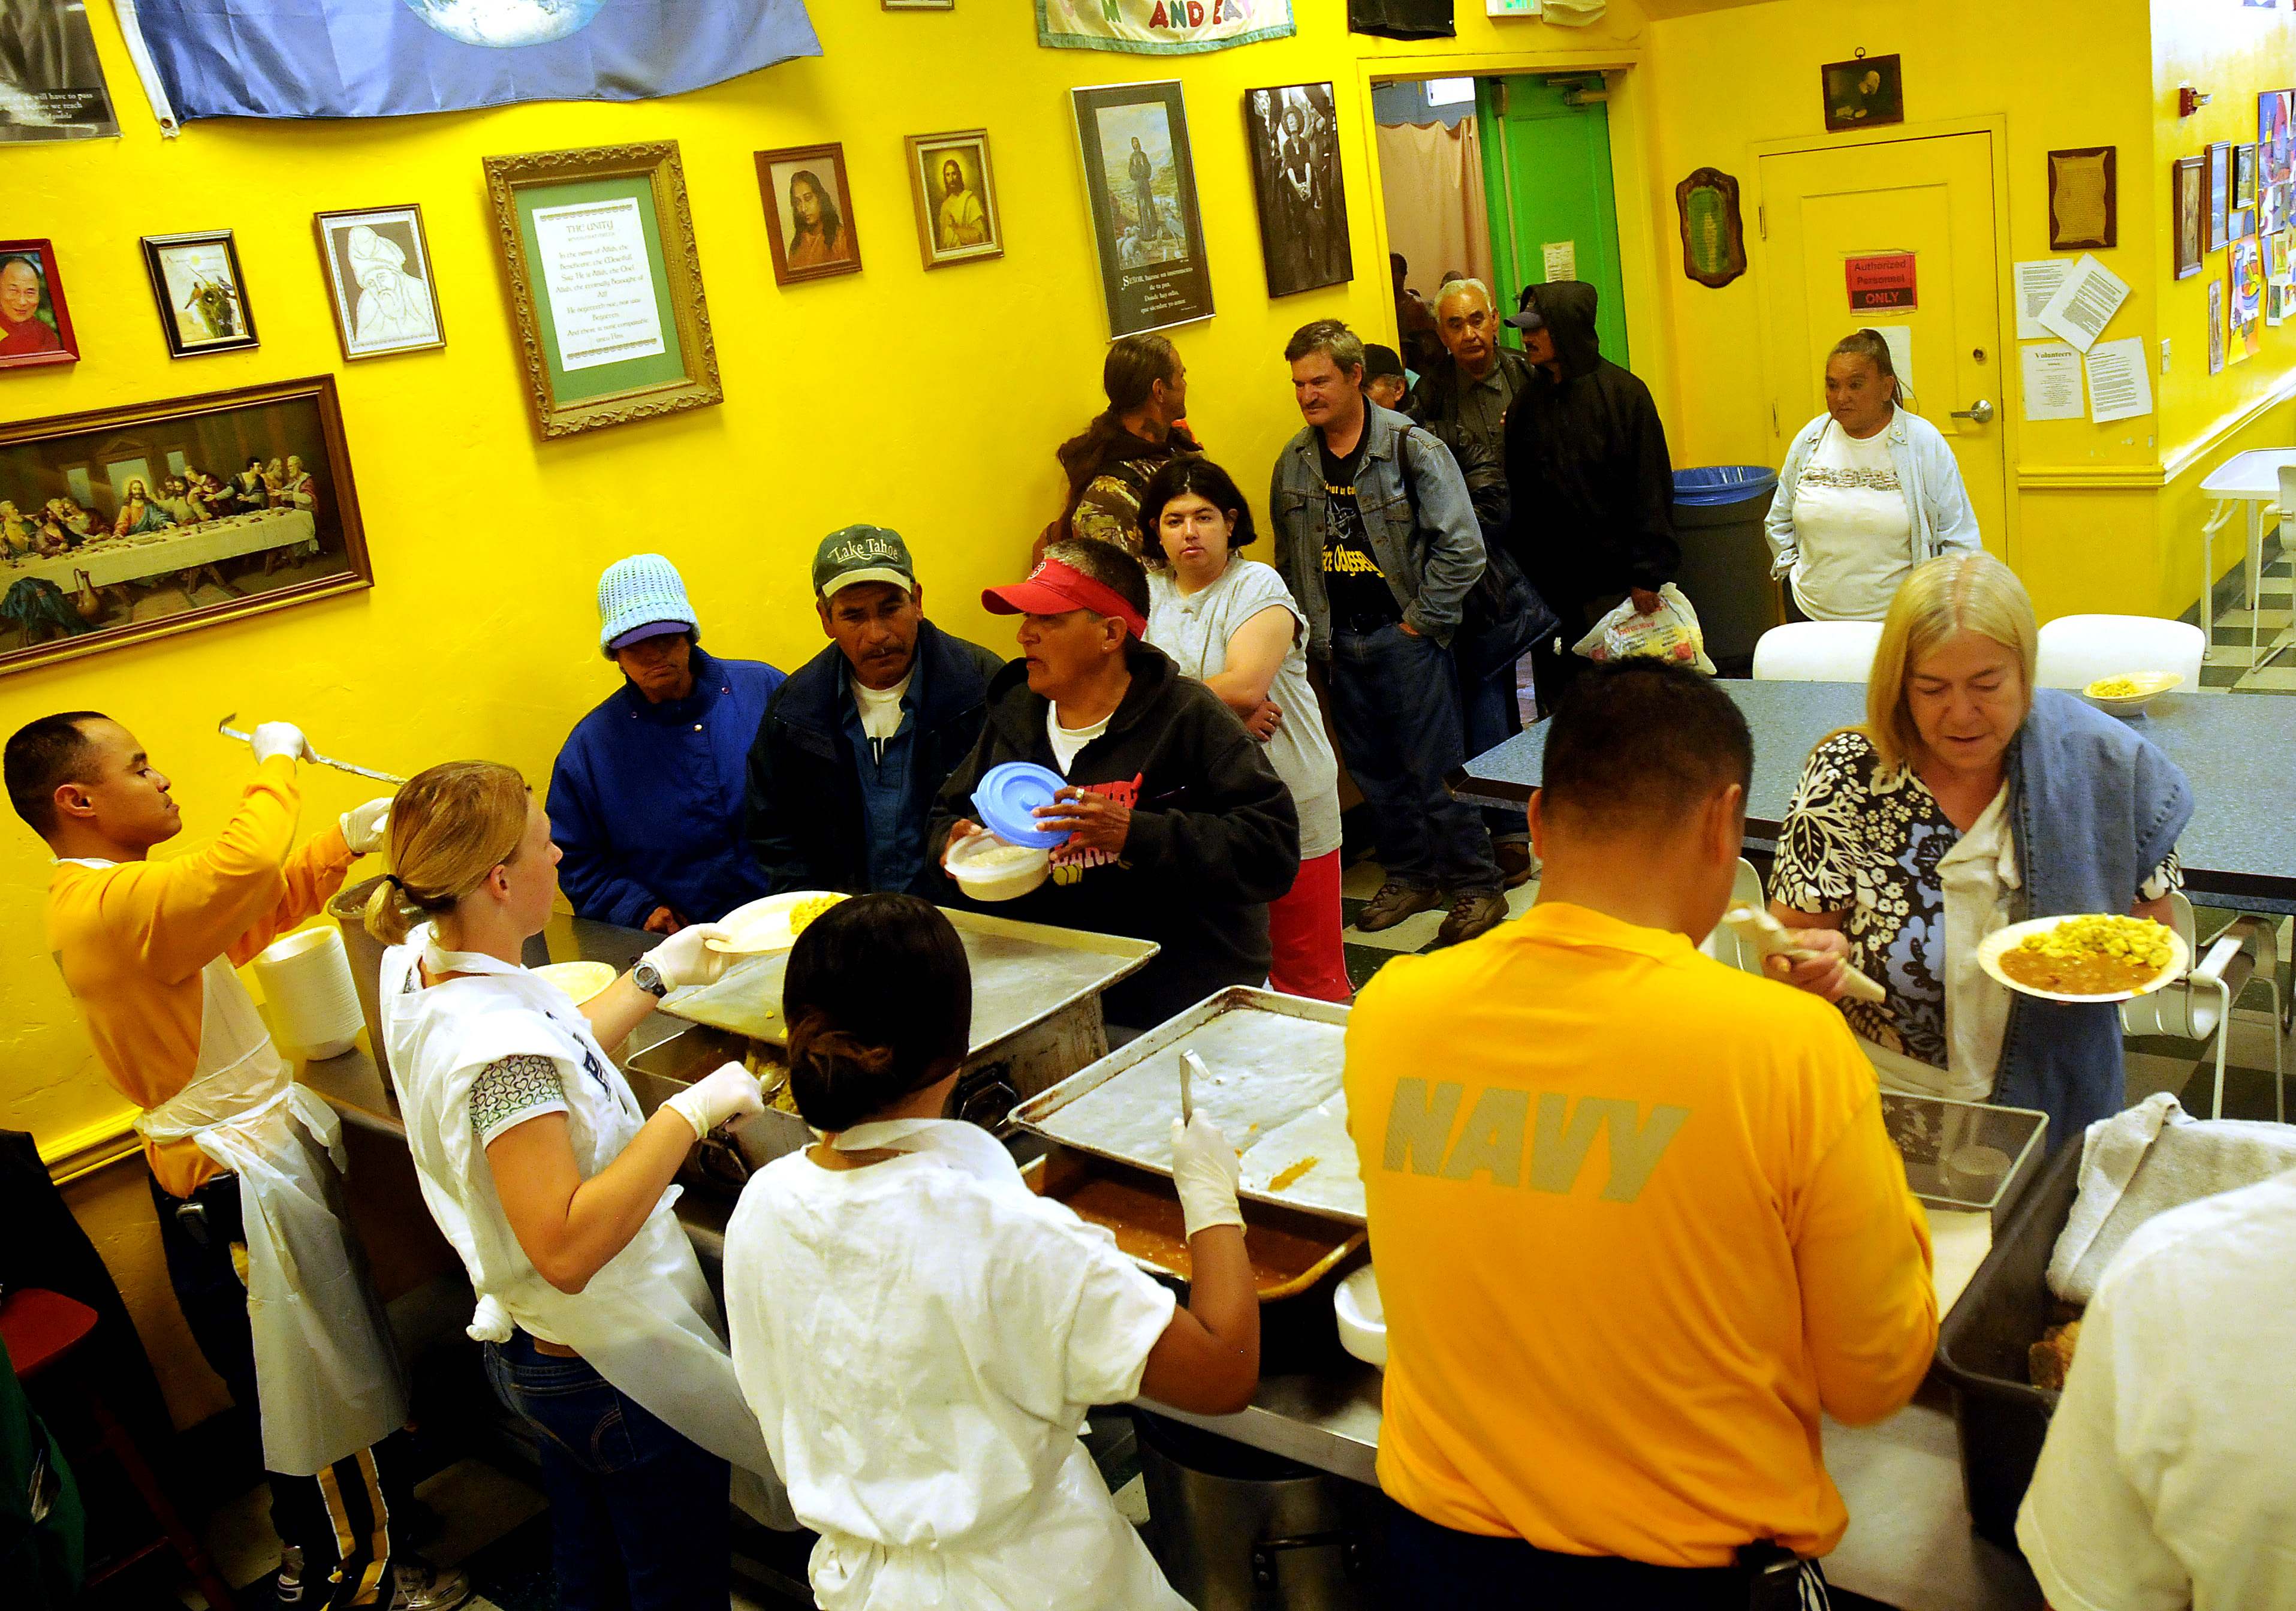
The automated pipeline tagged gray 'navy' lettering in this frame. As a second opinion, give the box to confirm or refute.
[1381,1080,1693,1203]
[1382,1079,1465,1176]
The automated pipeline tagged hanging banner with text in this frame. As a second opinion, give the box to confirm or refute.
[1846,252,1918,313]
[1038,0,1295,55]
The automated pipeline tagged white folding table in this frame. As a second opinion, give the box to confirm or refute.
[2197,447,2296,670]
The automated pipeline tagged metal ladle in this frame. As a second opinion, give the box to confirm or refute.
[216,713,406,785]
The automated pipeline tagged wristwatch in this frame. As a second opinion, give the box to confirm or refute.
[631,960,671,998]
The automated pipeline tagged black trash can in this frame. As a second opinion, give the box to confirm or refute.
[1670,465,1779,677]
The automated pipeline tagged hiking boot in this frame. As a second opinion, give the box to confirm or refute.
[389,1560,472,1611]
[1436,890,1511,947]
[1355,881,1444,932]
[1493,841,1540,889]
[275,1545,306,1609]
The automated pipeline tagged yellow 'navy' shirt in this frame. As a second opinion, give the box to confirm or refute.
[1345,901,1937,1568]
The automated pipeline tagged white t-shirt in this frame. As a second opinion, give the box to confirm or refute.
[852,669,912,748]
[722,1119,1185,1610]
[1146,558,1343,861]
[1789,418,1914,622]
[2016,1168,2296,1611]
[1048,706,1111,775]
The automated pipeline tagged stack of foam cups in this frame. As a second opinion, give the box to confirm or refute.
[254,925,367,1061]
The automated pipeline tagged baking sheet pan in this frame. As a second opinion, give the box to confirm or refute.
[661,906,1156,1048]
[1015,987,1364,1224]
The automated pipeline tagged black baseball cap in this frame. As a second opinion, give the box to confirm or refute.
[1503,284,1547,332]
[1363,343,1406,381]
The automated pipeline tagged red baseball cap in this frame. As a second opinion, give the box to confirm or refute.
[982,557,1146,639]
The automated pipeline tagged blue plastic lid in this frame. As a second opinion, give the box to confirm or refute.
[973,761,1072,849]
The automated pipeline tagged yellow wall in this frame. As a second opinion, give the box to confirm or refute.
[2,0,1653,1426]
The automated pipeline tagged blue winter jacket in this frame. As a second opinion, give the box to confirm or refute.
[547,647,786,927]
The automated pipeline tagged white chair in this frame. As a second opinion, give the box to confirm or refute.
[1701,858,1770,972]
[2033,615,2206,690]
[1752,622,1885,682]
[2120,891,2286,1121]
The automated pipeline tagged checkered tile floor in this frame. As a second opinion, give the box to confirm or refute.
[2197,550,2296,692]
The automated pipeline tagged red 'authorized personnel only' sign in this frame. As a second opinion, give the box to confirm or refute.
[1846,252,1917,312]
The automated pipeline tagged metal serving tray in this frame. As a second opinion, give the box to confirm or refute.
[1014,987,1363,1225]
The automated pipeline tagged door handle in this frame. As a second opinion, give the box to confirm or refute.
[1950,399,1995,424]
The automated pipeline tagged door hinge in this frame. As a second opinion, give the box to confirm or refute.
[1758,203,1767,239]
[1771,401,1779,435]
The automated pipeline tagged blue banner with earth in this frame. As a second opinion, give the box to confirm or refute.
[113,0,820,125]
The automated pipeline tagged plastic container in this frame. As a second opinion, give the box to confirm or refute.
[1933,1138,2083,1550]
[254,925,365,1061]
[945,832,1051,901]
[1334,1266,1385,1369]
[1670,465,1782,674]
[971,761,1072,850]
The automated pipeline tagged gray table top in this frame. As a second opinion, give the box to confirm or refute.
[1453,680,2296,910]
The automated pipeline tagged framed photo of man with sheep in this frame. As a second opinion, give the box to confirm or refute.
[1071,79,1213,338]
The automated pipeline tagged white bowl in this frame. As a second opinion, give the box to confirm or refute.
[532,960,617,1007]
[946,833,1050,902]
[1335,1264,1386,1369]
[2083,670,2180,715]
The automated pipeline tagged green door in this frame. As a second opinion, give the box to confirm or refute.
[1475,76,1628,368]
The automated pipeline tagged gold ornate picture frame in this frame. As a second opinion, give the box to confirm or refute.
[482,141,721,439]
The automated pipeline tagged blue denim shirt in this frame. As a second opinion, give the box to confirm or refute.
[1269,401,1487,657]
[843,685,924,896]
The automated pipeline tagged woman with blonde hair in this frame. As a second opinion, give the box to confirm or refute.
[1766,552,2193,1139]
[369,761,794,1610]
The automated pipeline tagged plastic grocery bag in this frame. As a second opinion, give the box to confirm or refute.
[1570,583,1718,675]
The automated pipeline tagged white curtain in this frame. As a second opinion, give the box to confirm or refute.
[1376,117,1494,302]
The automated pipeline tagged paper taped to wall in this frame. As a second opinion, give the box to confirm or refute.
[1542,240,1577,281]
[2020,342,2084,422]
[2084,336,2153,424]
[2014,260,2068,341]
[2036,254,2129,352]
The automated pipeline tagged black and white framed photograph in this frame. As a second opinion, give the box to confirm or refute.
[1072,79,1213,338]
[1244,82,1351,299]
[312,204,444,361]
[0,0,119,141]
[140,230,257,358]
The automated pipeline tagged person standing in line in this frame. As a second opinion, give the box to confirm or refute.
[1767,329,1981,622]
[1140,457,1352,1002]
[1268,318,1510,947]
[1044,333,1203,558]
[1408,278,1534,469]
[1501,281,1679,712]
[5,712,465,1611]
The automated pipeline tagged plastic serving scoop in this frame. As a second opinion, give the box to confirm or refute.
[1721,904,1888,1004]
[1180,1049,1208,1127]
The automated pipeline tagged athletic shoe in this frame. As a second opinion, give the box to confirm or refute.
[275,1545,306,1609]
[388,1560,473,1611]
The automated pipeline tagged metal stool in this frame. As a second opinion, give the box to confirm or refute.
[0,1287,237,1610]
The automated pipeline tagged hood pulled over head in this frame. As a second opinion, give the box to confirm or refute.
[1526,280,1603,379]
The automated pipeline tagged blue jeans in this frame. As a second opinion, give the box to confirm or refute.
[484,1331,731,1611]
[1327,624,1500,894]
[1454,645,1530,847]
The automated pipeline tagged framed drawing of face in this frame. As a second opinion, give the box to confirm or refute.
[142,231,257,359]
[905,130,1003,270]
[758,143,863,285]
[0,241,78,369]
[313,204,445,361]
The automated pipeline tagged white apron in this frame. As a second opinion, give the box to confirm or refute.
[134,954,409,1477]
[379,928,794,1529]
[787,1118,1187,1611]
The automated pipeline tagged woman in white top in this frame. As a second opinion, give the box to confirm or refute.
[1138,457,1351,1002]
[722,893,1259,1610]
[1767,328,1982,621]
[366,761,794,1611]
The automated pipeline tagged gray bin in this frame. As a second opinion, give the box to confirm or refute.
[1671,471,1779,675]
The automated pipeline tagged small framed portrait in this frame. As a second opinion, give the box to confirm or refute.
[2210,141,2232,251]
[141,230,257,358]
[905,129,1003,270]
[1821,53,1903,133]
[312,204,444,361]
[2235,142,2260,209]
[757,143,862,285]
[2174,156,2206,279]
[0,241,79,369]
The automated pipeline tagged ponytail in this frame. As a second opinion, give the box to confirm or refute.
[781,894,971,1132]
[360,761,529,945]
[1831,327,1908,407]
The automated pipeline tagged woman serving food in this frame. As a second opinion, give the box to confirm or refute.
[1767,553,2193,1140]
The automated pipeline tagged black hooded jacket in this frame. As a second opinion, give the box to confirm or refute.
[927,641,1299,1029]
[1500,281,1679,605]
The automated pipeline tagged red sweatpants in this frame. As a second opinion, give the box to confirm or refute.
[1268,848,1352,1003]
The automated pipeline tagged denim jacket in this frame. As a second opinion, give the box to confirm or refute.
[1765,407,1982,577]
[1269,402,1487,657]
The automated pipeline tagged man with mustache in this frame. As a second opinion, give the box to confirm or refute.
[746,526,1004,895]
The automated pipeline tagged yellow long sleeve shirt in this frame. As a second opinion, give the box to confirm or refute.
[1345,901,1937,1568]
[46,755,358,1199]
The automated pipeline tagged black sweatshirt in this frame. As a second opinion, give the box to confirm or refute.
[927,641,1300,1029]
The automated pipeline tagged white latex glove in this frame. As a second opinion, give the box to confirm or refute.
[1169,1112,1245,1239]
[643,923,733,991]
[662,1062,765,1140]
[248,722,312,765]
[340,797,392,855]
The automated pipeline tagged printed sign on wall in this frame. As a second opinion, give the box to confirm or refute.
[1846,252,1917,313]
[1039,0,1295,54]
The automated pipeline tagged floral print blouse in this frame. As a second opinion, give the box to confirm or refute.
[1771,731,2179,1070]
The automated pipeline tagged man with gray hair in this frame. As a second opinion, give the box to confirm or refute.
[1271,318,1510,947]
[1408,277,1533,467]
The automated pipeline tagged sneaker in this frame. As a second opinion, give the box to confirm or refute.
[1493,841,1540,889]
[275,1545,306,1609]
[1355,881,1444,932]
[389,1560,473,1611]
[1436,890,1510,947]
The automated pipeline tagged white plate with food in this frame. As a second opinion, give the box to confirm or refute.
[704,890,849,956]
[1976,913,2189,1004]
[2083,670,2180,715]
